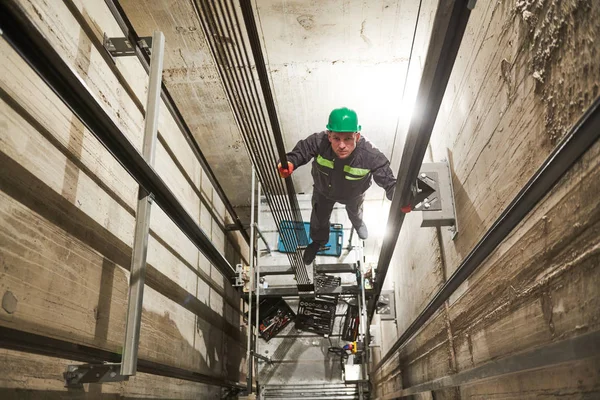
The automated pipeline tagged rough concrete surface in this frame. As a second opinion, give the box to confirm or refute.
[374,0,600,397]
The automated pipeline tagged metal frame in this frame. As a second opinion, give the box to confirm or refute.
[246,168,256,393]
[415,162,457,229]
[374,93,600,372]
[120,30,165,377]
[254,222,272,254]
[0,326,244,389]
[246,286,371,298]
[375,290,396,321]
[0,0,235,280]
[103,34,152,57]
[375,329,600,398]
[367,0,473,319]
[259,263,357,276]
[103,0,249,243]
[254,181,263,382]
[250,350,271,364]
[262,383,360,399]
[64,363,125,387]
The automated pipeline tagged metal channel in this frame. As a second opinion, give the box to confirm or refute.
[375,330,600,398]
[121,31,164,377]
[246,168,256,392]
[254,182,262,379]
[358,247,369,383]
[367,0,473,319]
[104,0,249,243]
[374,94,600,372]
[260,264,357,276]
[263,383,360,399]
[255,222,272,254]
[0,0,236,280]
[246,286,370,298]
[0,326,244,389]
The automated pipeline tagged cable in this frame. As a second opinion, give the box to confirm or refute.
[389,0,424,168]
[191,0,311,285]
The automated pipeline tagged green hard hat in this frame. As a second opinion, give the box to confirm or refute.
[326,107,361,132]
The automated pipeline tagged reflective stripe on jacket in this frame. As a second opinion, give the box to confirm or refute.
[286,131,396,201]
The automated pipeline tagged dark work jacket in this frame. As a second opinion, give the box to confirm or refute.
[286,131,396,201]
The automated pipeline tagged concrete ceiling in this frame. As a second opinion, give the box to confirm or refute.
[121,0,434,245]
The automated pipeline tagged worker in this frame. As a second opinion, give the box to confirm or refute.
[277,107,396,265]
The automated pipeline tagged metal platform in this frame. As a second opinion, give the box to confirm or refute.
[261,383,360,399]
[244,286,371,298]
[259,263,357,276]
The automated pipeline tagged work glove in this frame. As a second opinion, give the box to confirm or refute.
[277,162,294,178]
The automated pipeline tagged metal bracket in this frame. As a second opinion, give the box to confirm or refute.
[412,173,438,210]
[64,363,126,388]
[375,289,396,321]
[250,350,272,364]
[103,33,153,57]
[234,263,249,288]
[412,162,458,236]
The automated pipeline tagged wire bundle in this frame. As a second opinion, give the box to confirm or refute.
[192,0,310,285]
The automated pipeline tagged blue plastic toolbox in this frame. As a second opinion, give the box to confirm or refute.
[277,221,344,257]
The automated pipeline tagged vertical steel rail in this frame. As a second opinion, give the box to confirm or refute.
[254,223,271,254]
[121,31,164,376]
[246,168,256,393]
[358,245,368,383]
[367,0,473,320]
[347,227,355,250]
[104,0,249,243]
[254,181,262,379]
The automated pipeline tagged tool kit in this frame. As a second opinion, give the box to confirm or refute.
[295,296,337,335]
[342,304,360,342]
[252,298,295,341]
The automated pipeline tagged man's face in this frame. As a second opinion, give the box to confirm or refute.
[328,131,360,159]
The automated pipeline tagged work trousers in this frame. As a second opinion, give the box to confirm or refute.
[310,190,364,244]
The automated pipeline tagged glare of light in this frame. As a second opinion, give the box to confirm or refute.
[365,201,391,239]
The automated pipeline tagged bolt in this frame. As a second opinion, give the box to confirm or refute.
[421,173,427,178]
[424,203,431,209]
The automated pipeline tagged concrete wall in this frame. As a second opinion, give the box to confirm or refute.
[374,0,600,397]
[0,0,249,397]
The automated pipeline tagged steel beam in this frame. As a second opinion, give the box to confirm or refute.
[0,0,235,280]
[260,263,356,276]
[367,0,473,321]
[246,168,256,393]
[254,182,262,380]
[375,330,600,399]
[246,286,371,298]
[103,0,249,243]
[254,223,272,254]
[374,93,600,372]
[120,30,164,377]
[0,326,244,389]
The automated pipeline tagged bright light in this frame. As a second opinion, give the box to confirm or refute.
[364,200,391,239]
